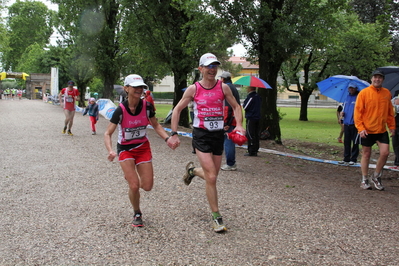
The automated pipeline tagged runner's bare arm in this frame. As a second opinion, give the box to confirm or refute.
[149,116,178,150]
[104,122,117,161]
[59,91,62,107]
[169,85,195,148]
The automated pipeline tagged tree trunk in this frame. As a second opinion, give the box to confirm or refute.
[77,82,87,107]
[96,0,119,101]
[299,93,310,121]
[103,78,114,100]
[258,59,283,144]
[172,71,189,128]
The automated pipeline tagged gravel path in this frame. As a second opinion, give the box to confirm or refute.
[1,99,399,265]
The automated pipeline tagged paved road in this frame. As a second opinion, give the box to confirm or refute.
[1,99,399,265]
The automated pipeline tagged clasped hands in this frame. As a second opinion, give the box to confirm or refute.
[166,136,180,150]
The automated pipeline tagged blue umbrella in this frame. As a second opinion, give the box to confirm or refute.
[317,75,370,102]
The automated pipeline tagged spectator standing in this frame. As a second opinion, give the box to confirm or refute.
[170,53,245,232]
[219,71,240,171]
[4,88,10,100]
[338,83,359,165]
[354,70,395,190]
[83,98,100,135]
[337,104,344,143]
[17,89,23,100]
[59,80,80,136]
[391,96,399,169]
[243,86,261,156]
[11,88,17,100]
[104,74,176,227]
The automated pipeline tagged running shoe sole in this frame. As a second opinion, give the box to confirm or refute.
[131,223,144,227]
[213,225,227,232]
[183,162,195,186]
[371,172,384,190]
[132,215,144,227]
[371,177,384,191]
[212,217,227,233]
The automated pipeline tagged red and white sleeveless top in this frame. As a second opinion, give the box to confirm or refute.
[193,80,225,131]
[118,100,149,145]
[62,87,79,109]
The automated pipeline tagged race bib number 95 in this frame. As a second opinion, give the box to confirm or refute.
[124,126,146,140]
[204,116,223,131]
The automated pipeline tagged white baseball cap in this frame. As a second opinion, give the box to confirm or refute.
[199,53,221,66]
[124,74,148,88]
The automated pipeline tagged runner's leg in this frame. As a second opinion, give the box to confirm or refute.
[375,142,390,173]
[360,146,371,176]
[193,151,222,213]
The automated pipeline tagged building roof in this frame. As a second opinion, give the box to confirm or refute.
[228,56,259,69]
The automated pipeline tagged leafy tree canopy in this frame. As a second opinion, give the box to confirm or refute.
[15,42,46,73]
[280,10,391,121]
[326,13,391,80]
[4,1,55,71]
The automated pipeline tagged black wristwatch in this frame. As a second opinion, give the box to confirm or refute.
[170,131,178,136]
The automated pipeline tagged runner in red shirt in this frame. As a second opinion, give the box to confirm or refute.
[144,90,156,111]
[59,80,80,135]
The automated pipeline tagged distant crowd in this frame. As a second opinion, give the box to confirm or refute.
[0,88,23,100]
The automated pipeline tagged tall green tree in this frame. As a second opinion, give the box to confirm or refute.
[15,42,46,73]
[0,1,9,71]
[280,12,390,121]
[61,43,96,106]
[54,0,122,100]
[209,0,347,144]
[326,15,391,80]
[279,5,343,122]
[0,25,9,72]
[4,1,54,71]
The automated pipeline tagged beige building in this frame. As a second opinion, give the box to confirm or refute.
[25,73,51,100]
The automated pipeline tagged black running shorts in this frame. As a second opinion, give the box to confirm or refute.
[192,127,224,155]
[357,131,389,147]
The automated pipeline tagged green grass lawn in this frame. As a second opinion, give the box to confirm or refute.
[279,107,341,147]
[154,104,342,147]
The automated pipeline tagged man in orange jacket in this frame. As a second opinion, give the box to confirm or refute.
[354,70,395,190]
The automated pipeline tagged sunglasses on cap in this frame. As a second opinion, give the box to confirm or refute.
[127,85,145,89]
